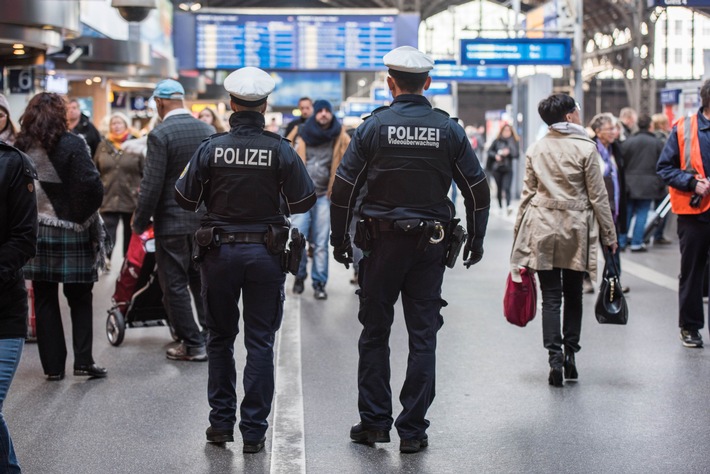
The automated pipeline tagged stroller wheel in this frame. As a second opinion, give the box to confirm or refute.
[107,309,126,346]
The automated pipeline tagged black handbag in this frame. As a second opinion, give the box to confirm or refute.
[595,247,629,325]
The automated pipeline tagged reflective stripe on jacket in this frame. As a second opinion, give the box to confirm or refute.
[670,115,710,214]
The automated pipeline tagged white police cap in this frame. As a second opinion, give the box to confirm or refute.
[224,66,275,106]
[383,46,434,74]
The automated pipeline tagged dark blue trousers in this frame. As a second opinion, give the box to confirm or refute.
[357,232,446,440]
[200,242,285,442]
[677,215,710,331]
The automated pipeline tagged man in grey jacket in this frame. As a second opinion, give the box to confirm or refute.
[133,79,215,361]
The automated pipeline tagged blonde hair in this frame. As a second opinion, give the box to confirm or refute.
[651,113,669,132]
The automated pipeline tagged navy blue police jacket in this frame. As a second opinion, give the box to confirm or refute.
[330,94,490,243]
[175,111,316,232]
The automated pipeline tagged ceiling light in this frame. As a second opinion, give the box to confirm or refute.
[12,43,23,49]
[178,1,202,11]
[85,79,93,85]
[93,76,102,82]
[13,49,25,55]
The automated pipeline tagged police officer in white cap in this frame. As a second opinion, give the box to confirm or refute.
[176,66,315,453]
[330,46,491,453]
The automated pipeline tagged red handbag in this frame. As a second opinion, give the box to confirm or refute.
[503,268,538,327]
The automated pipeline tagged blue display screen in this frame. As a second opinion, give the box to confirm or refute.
[188,13,414,71]
[460,38,572,66]
[430,61,509,82]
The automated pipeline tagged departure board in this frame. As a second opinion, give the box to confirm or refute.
[195,14,398,70]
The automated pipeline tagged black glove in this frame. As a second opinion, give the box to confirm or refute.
[332,234,353,269]
[462,235,484,268]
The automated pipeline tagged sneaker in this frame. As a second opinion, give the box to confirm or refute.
[654,237,672,245]
[630,245,647,253]
[293,278,304,294]
[166,343,208,361]
[314,283,327,300]
[680,329,703,348]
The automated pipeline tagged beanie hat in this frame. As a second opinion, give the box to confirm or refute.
[313,99,333,114]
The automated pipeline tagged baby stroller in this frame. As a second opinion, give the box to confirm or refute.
[106,225,176,346]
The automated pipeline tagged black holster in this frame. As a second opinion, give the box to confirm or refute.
[443,219,466,268]
[282,228,305,275]
[193,227,217,263]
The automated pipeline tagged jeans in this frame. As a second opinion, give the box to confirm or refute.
[34,281,95,374]
[291,195,330,287]
[620,199,652,248]
[537,269,584,368]
[492,169,513,208]
[155,235,205,347]
[0,338,22,474]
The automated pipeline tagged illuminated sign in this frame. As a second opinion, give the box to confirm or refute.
[460,38,572,66]
[191,13,408,70]
[431,61,509,82]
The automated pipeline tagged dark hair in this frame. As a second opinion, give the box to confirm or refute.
[636,113,652,131]
[298,97,312,104]
[537,93,577,126]
[0,106,17,137]
[701,79,710,110]
[388,69,429,93]
[15,92,68,153]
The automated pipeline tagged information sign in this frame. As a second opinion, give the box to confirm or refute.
[430,61,509,82]
[195,13,398,70]
[9,69,34,94]
[460,38,572,66]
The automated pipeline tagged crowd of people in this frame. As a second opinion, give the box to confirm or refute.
[0,49,708,467]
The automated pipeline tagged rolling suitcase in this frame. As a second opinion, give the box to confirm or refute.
[643,194,671,244]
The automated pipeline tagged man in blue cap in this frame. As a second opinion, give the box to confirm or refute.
[133,79,215,361]
[286,99,350,299]
[176,66,315,453]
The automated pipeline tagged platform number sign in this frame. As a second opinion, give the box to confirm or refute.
[9,69,34,94]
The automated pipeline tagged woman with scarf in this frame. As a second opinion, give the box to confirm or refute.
[0,94,18,145]
[510,94,617,387]
[16,92,109,381]
[588,113,628,290]
[94,112,143,260]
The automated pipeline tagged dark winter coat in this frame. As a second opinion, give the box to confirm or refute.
[621,130,666,200]
[0,143,37,338]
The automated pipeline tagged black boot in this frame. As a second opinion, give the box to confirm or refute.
[548,351,564,387]
[548,367,563,387]
[564,350,578,380]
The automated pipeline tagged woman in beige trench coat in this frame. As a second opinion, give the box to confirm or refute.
[510,94,618,387]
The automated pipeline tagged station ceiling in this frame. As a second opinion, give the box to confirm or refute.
[189,0,544,21]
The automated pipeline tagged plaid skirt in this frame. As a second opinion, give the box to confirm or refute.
[23,223,99,283]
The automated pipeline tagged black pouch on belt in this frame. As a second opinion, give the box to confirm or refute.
[266,224,289,255]
[193,227,217,263]
[354,219,373,252]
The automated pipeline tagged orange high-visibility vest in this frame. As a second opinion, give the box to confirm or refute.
[669,114,710,214]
